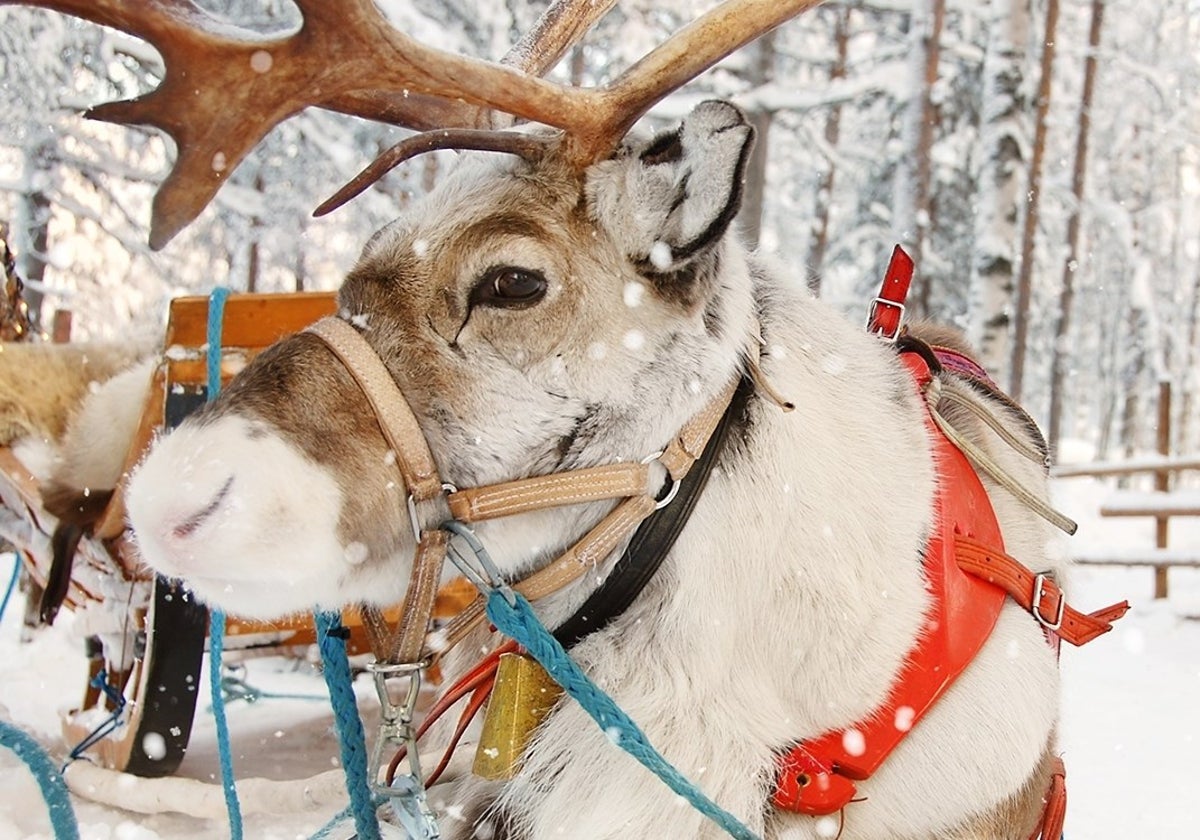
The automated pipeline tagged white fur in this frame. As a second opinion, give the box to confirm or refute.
[126,415,408,619]
[127,103,1063,838]
[50,358,155,493]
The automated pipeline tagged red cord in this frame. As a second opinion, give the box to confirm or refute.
[385,639,518,785]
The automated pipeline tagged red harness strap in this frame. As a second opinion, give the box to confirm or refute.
[773,351,1010,814]
[774,248,1127,834]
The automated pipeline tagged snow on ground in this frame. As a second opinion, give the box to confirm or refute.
[1,472,1198,839]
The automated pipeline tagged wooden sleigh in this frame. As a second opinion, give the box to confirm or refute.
[0,291,471,776]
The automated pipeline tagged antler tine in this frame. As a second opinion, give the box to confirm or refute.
[9,0,614,248]
[314,130,558,218]
[316,0,618,213]
[565,0,829,164]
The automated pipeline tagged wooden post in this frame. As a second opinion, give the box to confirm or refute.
[1154,381,1171,598]
[51,309,72,343]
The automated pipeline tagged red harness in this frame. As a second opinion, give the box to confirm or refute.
[773,247,1127,839]
[772,348,1010,815]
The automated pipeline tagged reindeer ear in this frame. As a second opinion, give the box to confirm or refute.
[586,100,755,277]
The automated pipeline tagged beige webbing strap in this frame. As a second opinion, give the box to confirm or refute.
[426,378,739,659]
[447,462,652,523]
[659,378,739,478]
[307,317,443,502]
[392,530,450,663]
[925,377,1078,535]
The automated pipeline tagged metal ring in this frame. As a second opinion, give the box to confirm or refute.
[640,450,680,510]
[653,478,681,510]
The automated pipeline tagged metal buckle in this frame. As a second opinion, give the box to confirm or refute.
[1031,573,1065,631]
[866,297,905,342]
[407,483,458,542]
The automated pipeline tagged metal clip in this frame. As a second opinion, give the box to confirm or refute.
[365,659,440,838]
[441,520,516,605]
[1031,573,1066,631]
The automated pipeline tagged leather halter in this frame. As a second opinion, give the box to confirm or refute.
[305,316,741,667]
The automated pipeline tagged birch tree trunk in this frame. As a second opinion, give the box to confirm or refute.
[895,0,946,319]
[968,0,1029,377]
[738,30,777,251]
[1046,0,1105,456]
[1009,0,1060,402]
[805,6,850,296]
[13,145,51,329]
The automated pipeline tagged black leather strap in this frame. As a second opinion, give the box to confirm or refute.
[554,377,752,649]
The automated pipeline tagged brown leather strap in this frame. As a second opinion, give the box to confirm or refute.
[434,596,489,659]
[307,317,443,501]
[427,495,662,660]
[955,535,1129,646]
[447,463,653,523]
[425,379,737,661]
[309,314,740,665]
[360,531,450,665]
[392,530,450,663]
[1028,757,1066,840]
[359,602,396,657]
[659,379,739,478]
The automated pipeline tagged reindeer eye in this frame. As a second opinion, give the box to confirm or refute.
[472,266,548,309]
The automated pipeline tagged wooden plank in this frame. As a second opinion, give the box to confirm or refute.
[164,291,336,349]
[1051,454,1200,478]
[1073,549,1200,567]
[1099,490,1200,518]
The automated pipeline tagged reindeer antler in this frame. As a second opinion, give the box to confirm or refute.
[10,0,825,247]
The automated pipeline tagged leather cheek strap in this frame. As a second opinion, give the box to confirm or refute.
[307,317,443,503]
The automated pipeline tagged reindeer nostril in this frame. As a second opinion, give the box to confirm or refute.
[172,475,234,539]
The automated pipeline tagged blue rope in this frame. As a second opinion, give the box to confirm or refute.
[313,610,381,840]
[308,795,387,840]
[0,721,80,840]
[209,612,243,838]
[207,671,327,710]
[484,589,760,840]
[1,554,81,838]
[204,286,244,839]
[63,670,127,770]
[206,286,230,403]
[0,552,19,625]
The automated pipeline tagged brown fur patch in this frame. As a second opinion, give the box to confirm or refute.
[0,340,153,444]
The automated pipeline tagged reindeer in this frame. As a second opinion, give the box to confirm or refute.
[15,1,1126,837]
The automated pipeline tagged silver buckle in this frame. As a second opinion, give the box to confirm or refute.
[866,297,905,342]
[1031,573,1065,631]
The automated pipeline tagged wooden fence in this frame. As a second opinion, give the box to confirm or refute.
[1051,382,1199,598]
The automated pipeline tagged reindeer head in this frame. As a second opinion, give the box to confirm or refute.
[18,0,826,619]
[127,101,757,619]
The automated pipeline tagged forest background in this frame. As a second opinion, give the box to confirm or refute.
[1,0,1197,464]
